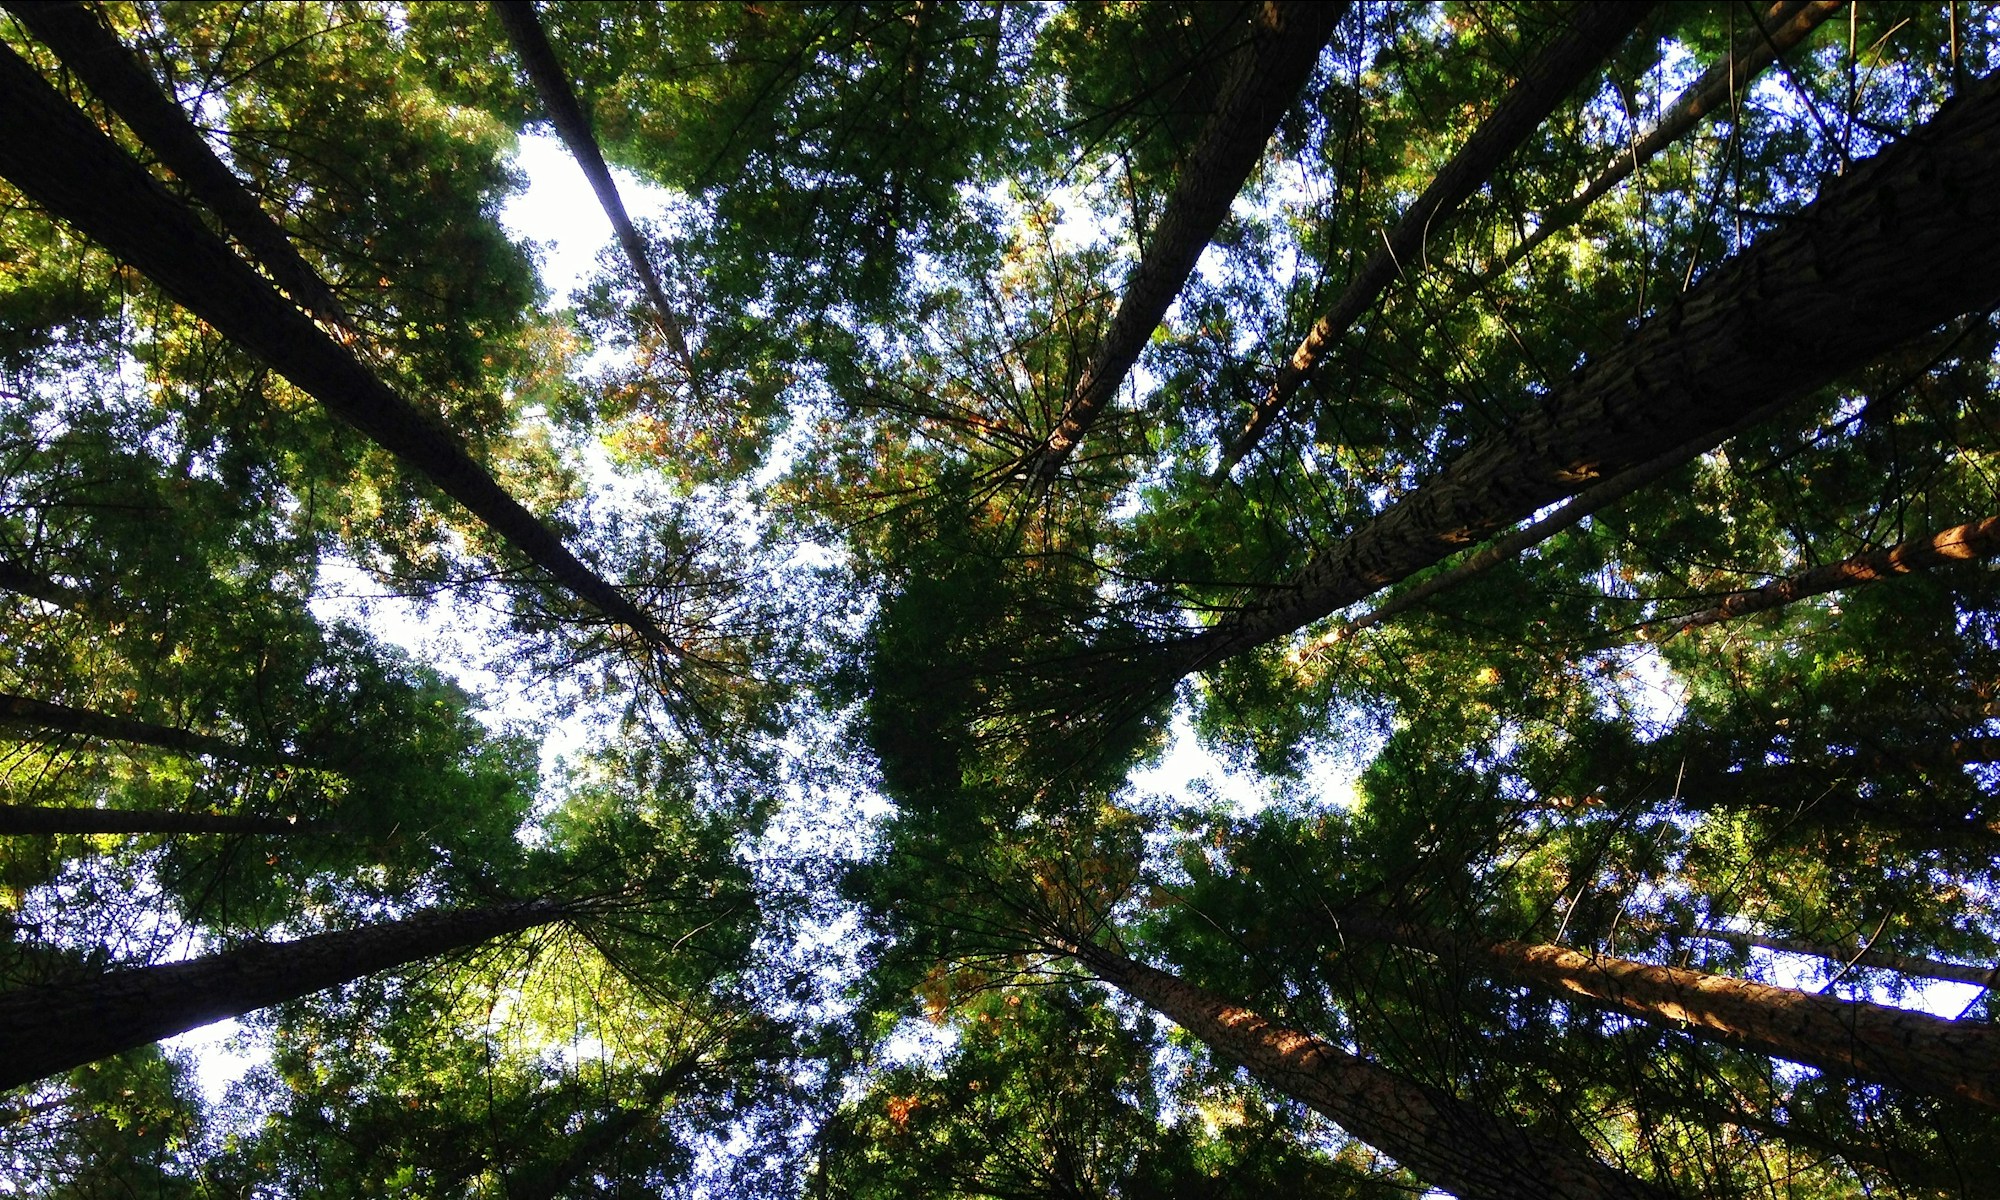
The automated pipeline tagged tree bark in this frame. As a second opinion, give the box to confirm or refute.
[3,0,348,327]
[1334,912,2000,1109]
[0,691,308,768]
[1071,940,1667,1199]
[492,1,701,397]
[0,898,574,1090]
[1640,516,2000,638]
[1486,0,1844,281]
[0,555,83,610]
[0,41,675,655]
[1212,3,1654,478]
[0,804,317,837]
[1160,70,2000,678]
[1023,1,1346,481]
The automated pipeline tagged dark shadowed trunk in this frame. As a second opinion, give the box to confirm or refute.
[0,691,309,768]
[493,1,701,395]
[0,41,675,654]
[1024,1,1346,480]
[0,898,576,1090]
[1072,940,1667,1199]
[4,0,348,326]
[0,804,319,837]
[1158,72,2000,678]
[1212,3,1654,476]
[0,555,83,610]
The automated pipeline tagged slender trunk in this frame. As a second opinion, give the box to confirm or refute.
[1639,516,2000,639]
[0,691,307,768]
[1071,941,1666,1199]
[1487,0,1843,280]
[493,1,701,398]
[1212,3,1654,478]
[0,804,318,837]
[1682,926,2000,991]
[505,1062,690,1200]
[0,898,573,1090]
[3,0,347,327]
[0,556,83,610]
[1335,912,2000,1108]
[0,42,674,655]
[1025,1,1346,480]
[1162,72,2000,677]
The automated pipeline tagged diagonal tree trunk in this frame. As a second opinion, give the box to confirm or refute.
[492,1,702,399]
[1211,3,1654,478]
[1152,71,2000,680]
[1637,516,2000,639]
[0,691,310,768]
[1071,940,1668,1199]
[0,804,319,837]
[1485,0,1844,282]
[0,555,83,611]
[1332,911,2000,1108]
[3,0,348,327]
[0,897,576,1090]
[0,41,676,656]
[1022,1,1346,482]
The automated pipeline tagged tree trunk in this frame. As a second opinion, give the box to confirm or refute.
[1023,1,1346,481]
[1163,71,2000,677]
[0,555,82,610]
[1640,516,2000,638]
[3,0,348,327]
[0,804,318,837]
[1212,3,1654,477]
[1071,940,1666,1199]
[0,898,574,1090]
[1486,0,1844,280]
[492,1,701,397]
[1334,912,2000,1109]
[0,691,307,768]
[0,41,675,656]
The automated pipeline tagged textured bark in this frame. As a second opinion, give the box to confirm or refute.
[1643,516,2000,638]
[1024,1,1345,480]
[1337,913,2000,1108]
[0,41,673,653]
[493,1,700,396]
[1488,0,1844,279]
[4,0,347,326]
[1073,941,1666,1199]
[1212,3,1653,477]
[0,804,317,837]
[1164,72,2000,676]
[0,898,573,1090]
[0,691,307,768]
[1684,926,1999,991]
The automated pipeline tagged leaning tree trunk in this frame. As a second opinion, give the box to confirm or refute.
[0,555,83,611]
[0,692,308,768]
[492,1,700,396]
[3,0,347,325]
[1334,912,2000,1109]
[1071,941,1667,1199]
[1160,70,2000,679]
[0,41,675,656]
[1484,0,1844,280]
[1212,2,1654,477]
[1023,0,1346,481]
[0,804,319,837]
[0,898,575,1090]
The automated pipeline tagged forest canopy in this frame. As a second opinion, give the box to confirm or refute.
[4,1,2000,1196]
